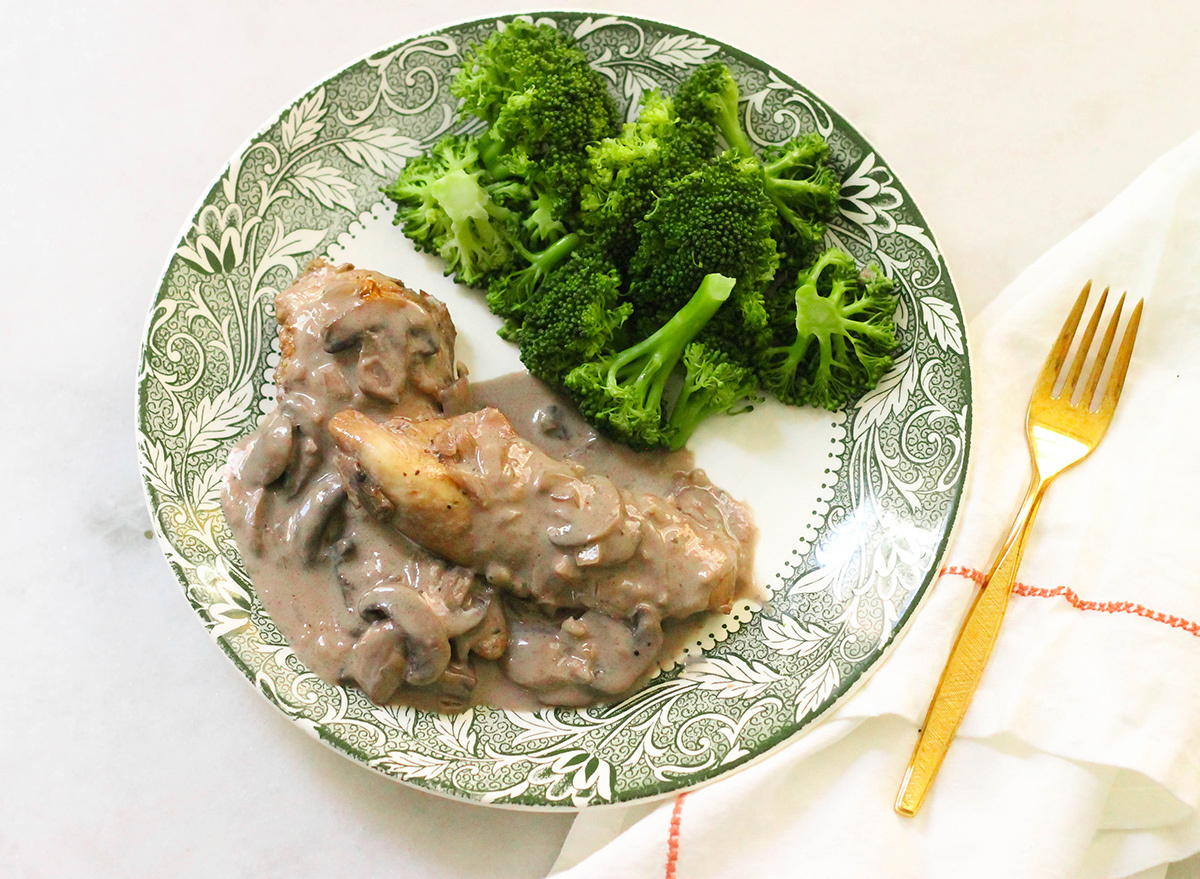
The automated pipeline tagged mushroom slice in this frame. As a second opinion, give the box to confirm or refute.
[282,470,347,564]
[348,619,409,704]
[580,607,663,696]
[455,595,508,661]
[355,583,451,686]
[502,606,663,705]
[237,409,294,487]
[543,476,624,548]
[322,289,452,405]
[323,298,396,353]
[430,661,477,713]
[323,298,409,403]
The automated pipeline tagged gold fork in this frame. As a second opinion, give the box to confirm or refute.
[894,280,1144,817]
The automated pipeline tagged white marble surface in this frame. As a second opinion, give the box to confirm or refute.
[3,1,1200,876]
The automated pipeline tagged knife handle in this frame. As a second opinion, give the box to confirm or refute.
[894,478,1046,817]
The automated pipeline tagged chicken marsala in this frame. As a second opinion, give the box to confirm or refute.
[222,260,755,710]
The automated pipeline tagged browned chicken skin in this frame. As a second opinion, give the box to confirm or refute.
[329,408,740,620]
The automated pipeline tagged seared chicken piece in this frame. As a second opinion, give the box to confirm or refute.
[328,407,742,621]
[223,261,494,706]
[274,259,467,422]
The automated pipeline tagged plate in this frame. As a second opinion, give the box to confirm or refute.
[137,12,970,808]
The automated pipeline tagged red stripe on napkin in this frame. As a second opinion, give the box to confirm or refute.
[665,792,689,879]
[941,566,1200,636]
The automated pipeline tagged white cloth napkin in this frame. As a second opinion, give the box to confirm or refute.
[549,130,1200,879]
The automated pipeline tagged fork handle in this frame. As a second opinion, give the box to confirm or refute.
[895,477,1048,817]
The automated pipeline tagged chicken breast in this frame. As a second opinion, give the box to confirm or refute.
[328,407,742,621]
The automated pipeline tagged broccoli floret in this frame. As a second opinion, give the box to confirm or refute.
[676,62,840,246]
[516,247,633,384]
[664,343,760,449]
[485,231,583,321]
[760,134,840,248]
[772,221,825,295]
[381,135,522,287]
[626,153,779,362]
[581,89,716,263]
[674,61,743,151]
[522,188,569,245]
[564,273,737,449]
[453,21,619,220]
[454,21,577,125]
[759,248,898,410]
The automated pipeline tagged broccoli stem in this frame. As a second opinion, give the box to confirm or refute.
[712,93,754,159]
[795,274,893,345]
[666,379,709,447]
[523,189,567,243]
[762,144,825,177]
[477,129,523,180]
[783,255,894,374]
[763,174,836,234]
[487,231,583,324]
[428,168,493,227]
[768,250,843,375]
[605,273,736,411]
[514,231,581,274]
[767,176,834,197]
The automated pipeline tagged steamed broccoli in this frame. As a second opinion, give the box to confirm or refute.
[620,153,778,445]
[673,62,742,151]
[515,247,633,384]
[664,343,760,449]
[772,222,825,296]
[581,89,716,263]
[522,188,570,246]
[761,134,840,246]
[626,153,779,362]
[385,28,899,450]
[564,273,737,449]
[759,248,898,410]
[453,21,619,221]
[488,88,715,327]
[485,231,583,322]
[381,135,524,287]
[675,62,840,247]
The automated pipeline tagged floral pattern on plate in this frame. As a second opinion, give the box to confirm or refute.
[137,12,970,808]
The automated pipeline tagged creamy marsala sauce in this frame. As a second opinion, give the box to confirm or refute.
[222,261,756,712]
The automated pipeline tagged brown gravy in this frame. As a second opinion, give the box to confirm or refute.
[222,261,756,711]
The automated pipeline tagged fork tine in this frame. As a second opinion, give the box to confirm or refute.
[1062,286,1108,399]
[1082,292,1125,405]
[1032,281,1091,401]
[1097,298,1144,416]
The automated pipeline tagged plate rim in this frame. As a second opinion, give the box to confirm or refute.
[136,8,973,810]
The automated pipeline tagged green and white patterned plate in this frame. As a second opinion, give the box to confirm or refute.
[137,12,970,809]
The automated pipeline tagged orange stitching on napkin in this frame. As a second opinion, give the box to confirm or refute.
[665,792,688,879]
[942,565,988,586]
[940,566,1200,636]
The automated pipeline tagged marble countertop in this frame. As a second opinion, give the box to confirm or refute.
[4,1,1199,876]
